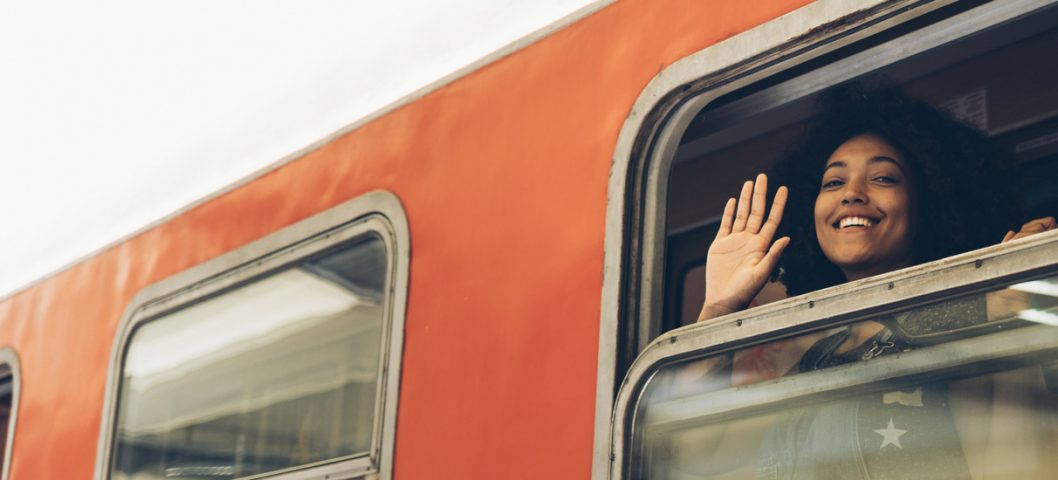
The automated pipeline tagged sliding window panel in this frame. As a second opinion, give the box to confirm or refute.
[611,231,1058,480]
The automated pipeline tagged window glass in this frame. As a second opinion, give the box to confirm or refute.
[111,234,387,479]
[630,275,1058,479]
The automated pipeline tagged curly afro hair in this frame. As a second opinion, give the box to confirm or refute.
[770,80,1023,296]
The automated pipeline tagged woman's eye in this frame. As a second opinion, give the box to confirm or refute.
[822,179,844,188]
[873,176,898,184]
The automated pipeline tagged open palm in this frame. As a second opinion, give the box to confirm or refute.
[700,174,789,322]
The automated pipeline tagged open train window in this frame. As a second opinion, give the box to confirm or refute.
[611,0,1058,370]
[663,1,1058,335]
[0,349,19,480]
[597,0,1058,477]
[96,191,409,480]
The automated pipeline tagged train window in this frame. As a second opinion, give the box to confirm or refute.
[612,0,1058,362]
[600,0,1058,477]
[99,191,409,480]
[0,349,19,480]
[664,3,1058,336]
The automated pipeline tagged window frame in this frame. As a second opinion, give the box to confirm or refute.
[94,190,410,480]
[594,0,1058,477]
[0,348,20,480]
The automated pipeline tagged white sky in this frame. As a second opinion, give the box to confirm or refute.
[0,0,596,297]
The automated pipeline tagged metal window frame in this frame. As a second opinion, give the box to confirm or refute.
[93,190,410,480]
[593,0,1058,477]
[0,348,20,480]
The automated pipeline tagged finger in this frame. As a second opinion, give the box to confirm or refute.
[1002,230,1015,243]
[746,173,768,233]
[733,180,753,231]
[716,198,736,238]
[1021,217,1057,230]
[1007,222,1049,242]
[759,186,788,241]
[1020,222,1049,235]
[757,236,790,276]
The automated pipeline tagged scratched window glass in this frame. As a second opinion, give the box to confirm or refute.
[111,234,388,480]
[630,275,1058,479]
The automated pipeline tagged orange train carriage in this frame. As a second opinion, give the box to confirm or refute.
[2,0,1058,479]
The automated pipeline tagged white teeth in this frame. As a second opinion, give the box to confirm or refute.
[839,216,873,229]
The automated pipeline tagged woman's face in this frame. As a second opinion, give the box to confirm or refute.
[814,133,916,281]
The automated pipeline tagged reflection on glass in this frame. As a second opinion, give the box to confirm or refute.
[112,235,387,480]
[632,276,1058,479]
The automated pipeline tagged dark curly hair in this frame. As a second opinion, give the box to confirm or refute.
[770,80,1023,296]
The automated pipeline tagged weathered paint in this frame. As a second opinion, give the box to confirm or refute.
[0,0,810,478]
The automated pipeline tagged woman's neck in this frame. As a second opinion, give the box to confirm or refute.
[841,257,915,283]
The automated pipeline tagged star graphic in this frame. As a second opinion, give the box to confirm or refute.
[874,418,907,449]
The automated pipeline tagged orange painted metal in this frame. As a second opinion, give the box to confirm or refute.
[0,0,810,478]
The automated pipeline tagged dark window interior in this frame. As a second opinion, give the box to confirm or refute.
[0,377,11,470]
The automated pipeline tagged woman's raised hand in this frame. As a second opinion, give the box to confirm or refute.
[699,174,790,322]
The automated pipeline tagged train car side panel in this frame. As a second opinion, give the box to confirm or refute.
[0,0,810,478]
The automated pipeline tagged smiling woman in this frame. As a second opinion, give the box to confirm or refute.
[698,81,1034,321]
[814,133,916,282]
[767,82,1032,298]
[681,80,1058,480]
[697,80,1058,376]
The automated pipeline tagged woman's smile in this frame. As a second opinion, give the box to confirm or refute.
[814,133,916,281]
[834,215,878,230]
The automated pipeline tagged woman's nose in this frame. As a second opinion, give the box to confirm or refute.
[840,185,867,205]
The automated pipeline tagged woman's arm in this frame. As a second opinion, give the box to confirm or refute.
[949,218,1058,478]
